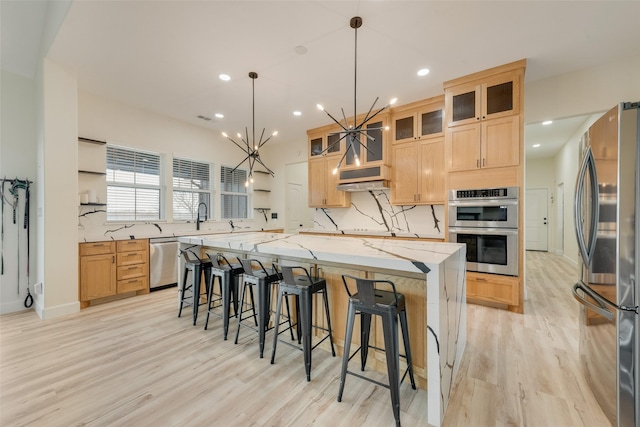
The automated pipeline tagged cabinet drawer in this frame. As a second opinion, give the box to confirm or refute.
[117,250,148,266]
[79,241,116,256]
[117,239,148,252]
[117,264,146,280]
[467,273,519,306]
[117,276,148,294]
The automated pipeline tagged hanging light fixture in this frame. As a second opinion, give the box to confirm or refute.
[317,16,397,175]
[222,71,277,187]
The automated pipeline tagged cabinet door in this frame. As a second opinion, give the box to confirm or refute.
[80,254,116,300]
[309,134,324,158]
[447,123,481,172]
[481,71,519,120]
[391,142,418,205]
[308,160,327,207]
[419,108,444,140]
[447,82,481,127]
[481,116,519,169]
[418,139,445,203]
[392,111,416,144]
[325,162,349,207]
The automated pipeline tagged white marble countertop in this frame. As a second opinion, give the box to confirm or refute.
[298,228,444,239]
[78,228,282,243]
[179,231,462,275]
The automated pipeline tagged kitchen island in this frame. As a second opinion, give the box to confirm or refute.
[178,231,465,426]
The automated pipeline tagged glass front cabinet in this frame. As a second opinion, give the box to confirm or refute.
[391,96,445,144]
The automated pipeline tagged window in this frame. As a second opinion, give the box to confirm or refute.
[106,145,162,221]
[173,158,211,221]
[220,165,248,219]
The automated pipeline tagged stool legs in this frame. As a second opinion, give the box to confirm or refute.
[399,310,417,389]
[178,266,190,318]
[360,312,372,371]
[337,302,356,402]
[381,310,401,427]
[322,289,336,357]
[299,289,312,381]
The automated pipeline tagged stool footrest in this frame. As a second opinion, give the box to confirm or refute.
[345,370,390,390]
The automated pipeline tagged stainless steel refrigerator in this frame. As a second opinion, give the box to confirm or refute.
[572,101,639,426]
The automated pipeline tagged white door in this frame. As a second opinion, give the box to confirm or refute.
[556,183,564,255]
[285,162,313,233]
[525,188,549,251]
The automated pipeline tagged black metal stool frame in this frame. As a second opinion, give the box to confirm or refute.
[177,247,212,326]
[204,252,243,339]
[337,274,417,427]
[234,258,293,358]
[270,266,336,381]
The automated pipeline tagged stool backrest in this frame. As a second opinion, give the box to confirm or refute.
[206,253,223,268]
[179,248,202,264]
[341,274,399,307]
[240,258,255,275]
[281,266,313,284]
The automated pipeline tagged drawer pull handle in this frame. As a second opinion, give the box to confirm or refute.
[129,279,138,284]
[94,243,104,247]
[128,266,137,270]
[476,277,487,282]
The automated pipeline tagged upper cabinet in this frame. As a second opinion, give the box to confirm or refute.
[308,123,343,159]
[392,96,444,144]
[444,60,526,172]
[445,68,522,127]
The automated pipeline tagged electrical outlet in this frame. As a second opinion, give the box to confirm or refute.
[34,282,43,294]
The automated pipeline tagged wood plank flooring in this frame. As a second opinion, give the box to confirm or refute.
[1,251,609,426]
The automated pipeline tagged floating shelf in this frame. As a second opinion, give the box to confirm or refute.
[80,203,107,207]
[78,137,106,145]
[253,189,270,192]
[253,207,271,211]
[78,170,107,175]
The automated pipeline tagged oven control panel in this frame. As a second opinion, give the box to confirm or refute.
[450,186,518,201]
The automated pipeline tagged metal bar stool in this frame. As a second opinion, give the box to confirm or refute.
[177,247,212,326]
[234,258,292,358]
[270,266,336,381]
[337,274,417,427]
[204,253,244,339]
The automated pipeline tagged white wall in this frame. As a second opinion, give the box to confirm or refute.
[37,59,80,319]
[0,70,37,314]
[77,91,283,240]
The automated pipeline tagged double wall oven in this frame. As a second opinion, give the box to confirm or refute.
[448,187,519,276]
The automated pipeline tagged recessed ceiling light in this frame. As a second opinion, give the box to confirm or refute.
[533,144,541,148]
[214,113,224,119]
[293,111,302,116]
[417,68,430,77]
[542,120,553,125]
[219,74,231,81]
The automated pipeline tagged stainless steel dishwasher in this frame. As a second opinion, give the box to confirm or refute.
[149,237,179,290]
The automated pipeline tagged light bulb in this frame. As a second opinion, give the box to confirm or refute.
[250,177,254,183]
[332,167,338,175]
[272,131,278,136]
[237,133,242,139]
[245,181,249,187]
[389,98,398,105]
[316,104,324,111]
[254,145,259,150]
[355,156,360,167]
[222,132,228,138]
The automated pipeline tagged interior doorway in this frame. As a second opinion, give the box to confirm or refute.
[525,188,549,251]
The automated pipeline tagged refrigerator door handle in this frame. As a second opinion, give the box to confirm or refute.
[572,281,615,321]
[573,146,599,264]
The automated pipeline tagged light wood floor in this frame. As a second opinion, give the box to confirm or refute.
[1,252,609,426]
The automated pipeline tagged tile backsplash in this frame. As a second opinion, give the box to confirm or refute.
[313,190,444,238]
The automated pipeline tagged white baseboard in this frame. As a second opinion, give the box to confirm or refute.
[39,301,80,320]
[0,300,34,315]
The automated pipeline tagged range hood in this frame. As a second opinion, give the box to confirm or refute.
[336,180,390,192]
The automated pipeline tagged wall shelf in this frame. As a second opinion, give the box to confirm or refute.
[80,203,107,207]
[78,170,107,175]
[78,137,106,145]
[253,189,270,192]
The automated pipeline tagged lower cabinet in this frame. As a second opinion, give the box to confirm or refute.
[309,157,350,208]
[79,239,149,307]
[466,271,519,306]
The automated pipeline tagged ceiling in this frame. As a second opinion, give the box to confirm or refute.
[3,1,640,159]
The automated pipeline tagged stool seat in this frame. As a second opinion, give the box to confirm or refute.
[178,248,213,326]
[337,275,416,427]
[270,266,336,381]
[204,253,244,339]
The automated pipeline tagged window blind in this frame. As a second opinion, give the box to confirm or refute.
[173,158,212,221]
[220,166,248,219]
[106,145,162,221]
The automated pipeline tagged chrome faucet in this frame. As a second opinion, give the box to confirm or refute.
[196,202,207,230]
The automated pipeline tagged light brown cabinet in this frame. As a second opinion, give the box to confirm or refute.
[466,271,519,306]
[445,70,521,127]
[79,239,149,307]
[446,115,519,172]
[308,158,350,208]
[308,124,342,159]
[391,138,444,205]
[391,96,444,144]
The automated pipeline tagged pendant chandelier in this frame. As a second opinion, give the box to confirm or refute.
[317,16,396,175]
[223,71,277,187]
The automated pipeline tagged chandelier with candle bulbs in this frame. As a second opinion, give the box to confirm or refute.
[223,71,277,187]
[317,16,396,175]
